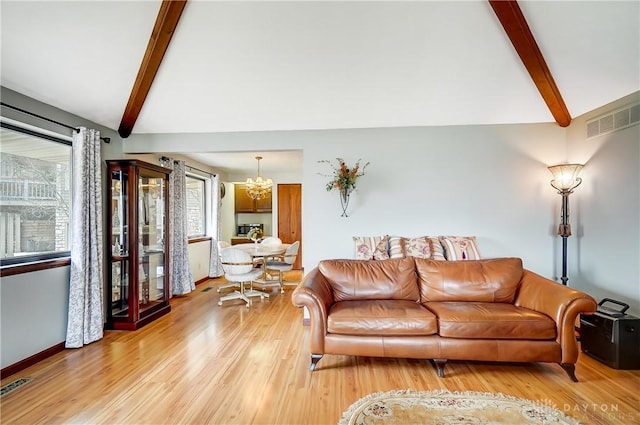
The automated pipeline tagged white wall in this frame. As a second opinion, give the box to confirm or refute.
[1,267,70,368]
[127,110,638,315]
[301,124,567,277]
[187,240,211,283]
[566,92,640,315]
[128,123,568,278]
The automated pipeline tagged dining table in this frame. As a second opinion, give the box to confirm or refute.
[233,242,290,295]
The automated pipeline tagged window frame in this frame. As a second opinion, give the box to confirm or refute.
[184,172,207,239]
[0,121,73,269]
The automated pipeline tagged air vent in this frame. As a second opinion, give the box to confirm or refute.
[1,378,33,396]
[586,103,640,139]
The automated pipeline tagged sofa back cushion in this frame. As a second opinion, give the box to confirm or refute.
[318,257,419,302]
[416,257,523,303]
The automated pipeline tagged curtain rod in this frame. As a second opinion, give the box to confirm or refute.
[160,156,216,177]
[1,102,111,143]
[187,164,216,177]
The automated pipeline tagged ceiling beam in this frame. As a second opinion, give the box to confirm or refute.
[118,0,188,138]
[489,0,571,127]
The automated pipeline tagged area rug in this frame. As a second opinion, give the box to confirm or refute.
[338,389,581,425]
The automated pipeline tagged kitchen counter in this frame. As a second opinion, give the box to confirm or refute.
[231,237,250,245]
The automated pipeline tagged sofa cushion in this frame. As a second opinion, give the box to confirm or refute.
[328,300,438,336]
[426,302,557,340]
[416,257,523,303]
[319,257,419,302]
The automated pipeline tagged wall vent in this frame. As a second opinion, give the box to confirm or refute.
[586,103,640,139]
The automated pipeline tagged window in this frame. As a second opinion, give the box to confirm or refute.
[0,123,72,265]
[185,174,205,238]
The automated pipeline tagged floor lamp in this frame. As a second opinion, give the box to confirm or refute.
[548,164,584,286]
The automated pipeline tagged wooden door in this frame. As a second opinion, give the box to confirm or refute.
[277,184,302,270]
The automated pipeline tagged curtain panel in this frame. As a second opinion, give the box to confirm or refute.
[65,128,103,348]
[209,174,223,278]
[168,159,194,295]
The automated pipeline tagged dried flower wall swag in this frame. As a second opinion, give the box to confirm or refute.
[318,158,370,217]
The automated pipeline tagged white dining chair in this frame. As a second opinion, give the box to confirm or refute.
[261,236,282,246]
[219,248,263,308]
[264,241,300,293]
[216,240,238,293]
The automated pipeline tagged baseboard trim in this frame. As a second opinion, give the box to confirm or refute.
[194,276,210,286]
[1,342,65,379]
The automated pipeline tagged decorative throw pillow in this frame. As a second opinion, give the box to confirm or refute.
[388,236,405,259]
[353,236,390,260]
[428,237,447,261]
[403,236,434,259]
[439,236,481,260]
[389,236,446,260]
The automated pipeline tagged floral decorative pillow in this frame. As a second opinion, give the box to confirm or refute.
[353,236,390,260]
[439,236,481,260]
[403,237,434,259]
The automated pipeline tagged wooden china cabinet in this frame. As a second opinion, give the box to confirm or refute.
[106,159,171,330]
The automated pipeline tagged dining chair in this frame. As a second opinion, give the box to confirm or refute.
[259,236,283,265]
[261,236,282,246]
[219,248,263,307]
[264,241,300,293]
[216,240,238,293]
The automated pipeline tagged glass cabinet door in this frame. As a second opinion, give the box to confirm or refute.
[111,170,129,319]
[138,172,166,316]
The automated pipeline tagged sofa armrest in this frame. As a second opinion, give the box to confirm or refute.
[515,269,597,363]
[291,267,335,354]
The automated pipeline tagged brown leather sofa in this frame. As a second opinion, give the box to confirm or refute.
[291,257,597,381]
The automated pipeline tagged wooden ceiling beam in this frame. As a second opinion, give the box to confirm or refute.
[489,0,571,127]
[118,0,188,138]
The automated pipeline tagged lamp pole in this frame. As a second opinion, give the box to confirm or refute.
[558,189,572,285]
[548,163,583,286]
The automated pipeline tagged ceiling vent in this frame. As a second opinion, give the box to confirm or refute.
[586,103,640,139]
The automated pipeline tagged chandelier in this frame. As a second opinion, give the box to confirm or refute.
[246,156,273,200]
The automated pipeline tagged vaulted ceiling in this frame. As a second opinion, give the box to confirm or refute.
[1,1,638,172]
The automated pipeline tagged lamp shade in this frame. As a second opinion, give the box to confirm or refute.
[548,163,583,192]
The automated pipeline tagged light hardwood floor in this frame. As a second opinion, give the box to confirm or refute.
[2,272,639,425]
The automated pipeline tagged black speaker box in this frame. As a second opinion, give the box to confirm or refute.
[580,299,640,370]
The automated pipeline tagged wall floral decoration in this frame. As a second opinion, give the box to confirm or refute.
[318,158,370,217]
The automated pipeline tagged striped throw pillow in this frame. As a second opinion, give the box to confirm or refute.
[439,236,481,260]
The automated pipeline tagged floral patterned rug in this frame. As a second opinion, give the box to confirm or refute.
[338,389,582,425]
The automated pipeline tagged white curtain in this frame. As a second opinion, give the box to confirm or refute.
[65,128,103,348]
[209,174,223,277]
[168,159,194,295]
